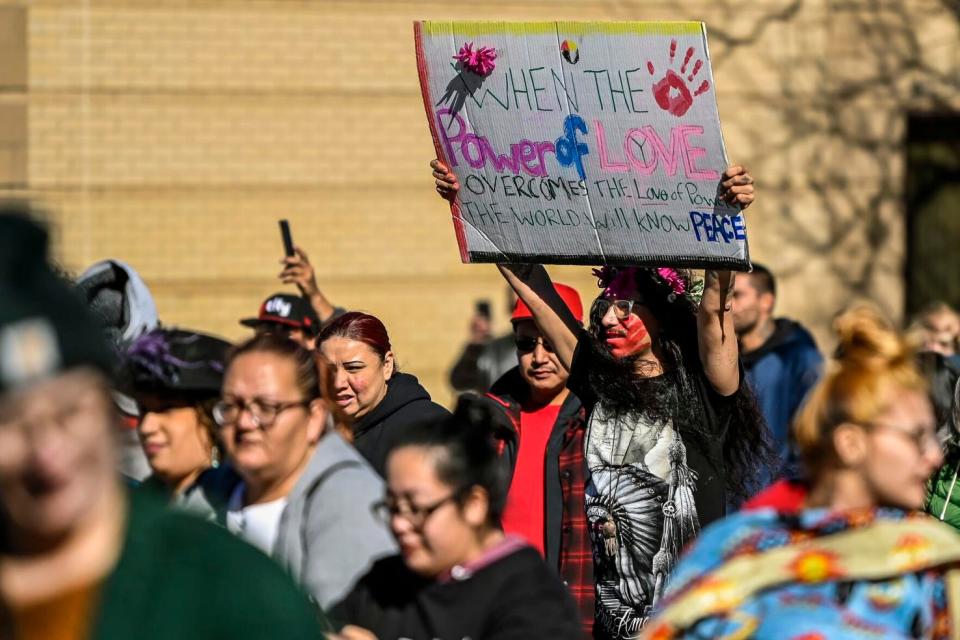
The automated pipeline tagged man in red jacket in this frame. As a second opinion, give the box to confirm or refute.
[480,283,594,636]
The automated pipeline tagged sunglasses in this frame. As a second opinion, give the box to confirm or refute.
[515,336,555,353]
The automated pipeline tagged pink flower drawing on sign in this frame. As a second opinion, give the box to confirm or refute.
[453,42,497,77]
[646,39,711,117]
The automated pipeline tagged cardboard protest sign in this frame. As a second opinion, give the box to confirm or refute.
[415,21,751,269]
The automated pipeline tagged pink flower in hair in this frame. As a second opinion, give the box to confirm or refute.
[453,42,497,77]
[656,268,687,296]
[592,266,639,299]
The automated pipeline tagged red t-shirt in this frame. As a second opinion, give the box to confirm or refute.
[500,404,562,556]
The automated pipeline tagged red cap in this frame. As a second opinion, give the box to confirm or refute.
[511,282,583,324]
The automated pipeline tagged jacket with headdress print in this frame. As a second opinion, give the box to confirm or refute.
[479,366,595,636]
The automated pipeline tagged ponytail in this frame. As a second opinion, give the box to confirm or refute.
[794,303,926,475]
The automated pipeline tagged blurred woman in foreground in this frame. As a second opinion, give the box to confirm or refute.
[0,211,322,640]
[642,304,960,639]
[331,397,582,640]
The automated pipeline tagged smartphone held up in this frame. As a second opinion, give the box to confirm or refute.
[279,219,295,257]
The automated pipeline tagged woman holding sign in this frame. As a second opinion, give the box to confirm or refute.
[431,159,772,639]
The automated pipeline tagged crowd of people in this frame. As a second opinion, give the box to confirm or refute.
[2,150,960,640]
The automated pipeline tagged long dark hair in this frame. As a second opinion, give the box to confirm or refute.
[586,267,776,503]
[390,396,508,526]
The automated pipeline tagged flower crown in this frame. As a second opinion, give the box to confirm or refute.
[592,266,704,305]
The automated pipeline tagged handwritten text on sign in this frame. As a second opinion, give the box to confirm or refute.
[415,21,750,268]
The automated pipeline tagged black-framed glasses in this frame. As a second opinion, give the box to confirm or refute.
[212,397,311,429]
[372,489,465,529]
[592,298,638,320]
[869,421,940,454]
[515,336,555,354]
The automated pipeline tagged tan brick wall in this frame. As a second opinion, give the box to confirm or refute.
[0,5,27,187]
[4,0,959,406]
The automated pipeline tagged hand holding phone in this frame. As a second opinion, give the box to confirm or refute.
[278,226,322,302]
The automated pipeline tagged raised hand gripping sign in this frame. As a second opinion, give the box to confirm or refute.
[415,21,751,269]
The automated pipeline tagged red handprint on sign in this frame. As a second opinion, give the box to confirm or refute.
[646,39,711,117]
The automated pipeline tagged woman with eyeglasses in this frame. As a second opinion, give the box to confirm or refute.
[120,328,235,517]
[431,159,772,637]
[316,311,449,477]
[640,304,960,639]
[330,396,582,640]
[215,333,395,608]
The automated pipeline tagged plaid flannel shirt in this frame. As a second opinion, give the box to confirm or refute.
[556,415,594,636]
[484,373,594,637]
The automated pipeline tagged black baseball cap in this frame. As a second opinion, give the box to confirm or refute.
[240,293,319,336]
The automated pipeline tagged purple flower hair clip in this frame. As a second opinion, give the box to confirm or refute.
[592,266,639,299]
[126,331,186,385]
[591,266,613,288]
[592,266,703,305]
[125,330,222,386]
[453,42,497,77]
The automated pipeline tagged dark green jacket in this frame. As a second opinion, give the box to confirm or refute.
[927,454,960,531]
[91,489,326,639]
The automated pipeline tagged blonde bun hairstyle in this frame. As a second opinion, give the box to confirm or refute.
[793,303,926,476]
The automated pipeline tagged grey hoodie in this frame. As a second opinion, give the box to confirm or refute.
[76,259,160,481]
[272,430,397,609]
[76,259,159,350]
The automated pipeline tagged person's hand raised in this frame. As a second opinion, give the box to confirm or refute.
[279,247,319,298]
[720,165,754,210]
[430,159,459,204]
